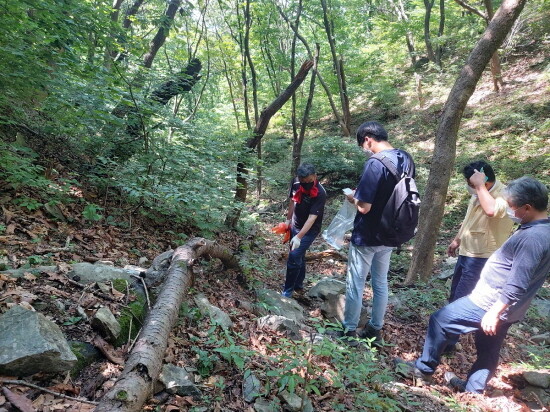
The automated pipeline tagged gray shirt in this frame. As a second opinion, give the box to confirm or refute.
[469,218,550,323]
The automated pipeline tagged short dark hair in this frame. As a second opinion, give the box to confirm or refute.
[462,161,496,182]
[505,176,549,211]
[297,163,316,178]
[356,121,388,146]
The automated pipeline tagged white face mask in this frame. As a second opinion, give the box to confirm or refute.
[506,206,523,224]
[467,186,477,196]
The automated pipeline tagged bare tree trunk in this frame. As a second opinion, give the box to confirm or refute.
[435,0,445,66]
[291,45,319,178]
[484,0,505,91]
[143,0,181,68]
[320,0,351,136]
[94,239,240,412]
[290,1,303,145]
[423,0,436,64]
[225,61,314,228]
[215,31,241,131]
[276,5,350,136]
[405,0,528,284]
[453,0,503,91]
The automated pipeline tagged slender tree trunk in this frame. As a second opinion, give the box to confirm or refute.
[453,0,503,91]
[435,0,445,66]
[405,0,528,284]
[216,30,241,130]
[290,1,303,144]
[225,61,314,228]
[484,0,505,91]
[423,0,436,64]
[143,0,181,68]
[277,5,350,136]
[291,45,319,178]
[320,0,351,136]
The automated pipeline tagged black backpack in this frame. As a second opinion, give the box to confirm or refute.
[372,152,420,247]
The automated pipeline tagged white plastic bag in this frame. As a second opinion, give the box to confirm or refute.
[322,193,356,250]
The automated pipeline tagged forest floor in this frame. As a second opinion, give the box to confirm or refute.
[0,185,548,411]
[1,38,549,412]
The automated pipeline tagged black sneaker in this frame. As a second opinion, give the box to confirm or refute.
[444,371,466,392]
[358,324,382,346]
[393,358,433,386]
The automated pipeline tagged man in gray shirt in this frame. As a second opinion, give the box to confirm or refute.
[395,176,550,394]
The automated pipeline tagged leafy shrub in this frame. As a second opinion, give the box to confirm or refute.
[301,136,365,193]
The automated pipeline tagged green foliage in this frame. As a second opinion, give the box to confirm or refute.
[82,203,103,222]
[114,299,147,347]
[63,316,83,326]
[192,346,220,377]
[301,136,365,192]
[212,330,254,371]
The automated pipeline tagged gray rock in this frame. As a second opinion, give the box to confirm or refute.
[320,292,369,328]
[278,390,313,412]
[388,294,403,312]
[52,299,66,312]
[94,260,114,266]
[3,265,56,278]
[524,371,550,389]
[43,203,66,221]
[76,306,89,321]
[138,256,149,266]
[531,299,550,319]
[69,262,142,283]
[159,364,201,398]
[531,332,550,346]
[257,315,302,340]
[69,341,101,376]
[96,282,111,295]
[437,268,455,280]
[521,385,550,408]
[144,249,174,286]
[194,294,233,330]
[243,371,262,403]
[0,306,77,376]
[256,289,304,324]
[91,307,121,342]
[254,398,281,412]
[443,257,458,268]
[306,278,346,299]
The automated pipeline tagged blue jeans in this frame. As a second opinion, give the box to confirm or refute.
[449,255,488,302]
[282,228,319,297]
[343,243,393,331]
[415,296,512,393]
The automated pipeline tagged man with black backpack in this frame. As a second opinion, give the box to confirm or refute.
[337,121,418,346]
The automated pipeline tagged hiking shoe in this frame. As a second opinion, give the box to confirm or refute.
[393,358,433,386]
[444,371,466,392]
[358,324,383,347]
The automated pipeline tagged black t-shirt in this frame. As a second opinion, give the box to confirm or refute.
[351,149,415,246]
[289,179,327,233]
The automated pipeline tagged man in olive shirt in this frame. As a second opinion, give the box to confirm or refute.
[448,161,513,301]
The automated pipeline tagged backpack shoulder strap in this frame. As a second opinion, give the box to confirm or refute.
[372,153,400,180]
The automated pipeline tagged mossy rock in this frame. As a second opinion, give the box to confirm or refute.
[114,299,147,347]
[69,341,101,377]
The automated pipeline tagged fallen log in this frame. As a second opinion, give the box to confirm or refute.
[94,238,239,412]
[281,249,348,262]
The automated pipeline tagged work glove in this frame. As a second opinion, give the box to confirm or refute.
[290,236,301,251]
